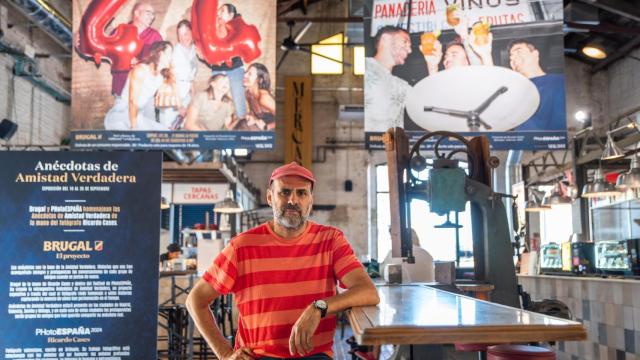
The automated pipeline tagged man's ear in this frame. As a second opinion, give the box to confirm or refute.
[266,187,272,206]
[379,33,391,48]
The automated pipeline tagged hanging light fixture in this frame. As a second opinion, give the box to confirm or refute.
[582,168,621,198]
[160,196,170,210]
[617,155,640,190]
[525,188,551,212]
[0,119,18,141]
[542,182,572,206]
[214,190,243,214]
[581,44,607,59]
[574,110,590,124]
[601,133,625,160]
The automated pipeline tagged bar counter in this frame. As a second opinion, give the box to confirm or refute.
[347,284,586,346]
[518,274,640,359]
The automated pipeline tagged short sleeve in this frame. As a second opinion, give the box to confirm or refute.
[202,243,238,295]
[332,231,363,283]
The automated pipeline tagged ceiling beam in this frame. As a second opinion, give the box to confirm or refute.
[565,21,640,35]
[277,0,326,16]
[278,0,301,16]
[577,0,640,23]
[592,35,640,72]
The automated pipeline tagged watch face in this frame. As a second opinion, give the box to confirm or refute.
[315,300,327,310]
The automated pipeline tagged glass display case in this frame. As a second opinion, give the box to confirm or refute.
[540,243,562,272]
[595,240,630,274]
[561,242,573,272]
[572,242,595,274]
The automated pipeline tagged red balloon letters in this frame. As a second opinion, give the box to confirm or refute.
[192,0,262,66]
[78,0,143,72]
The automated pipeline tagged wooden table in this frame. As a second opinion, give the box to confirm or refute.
[455,281,495,301]
[347,284,587,346]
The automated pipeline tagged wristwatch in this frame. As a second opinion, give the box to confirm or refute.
[313,300,328,318]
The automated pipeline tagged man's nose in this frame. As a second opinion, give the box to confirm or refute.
[287,192,299,204]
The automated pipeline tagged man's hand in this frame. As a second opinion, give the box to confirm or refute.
[289,305,321,356]
[452,12,469,40]
[423,40,442,75]
[469,32,494,66]
[222,347,255,360]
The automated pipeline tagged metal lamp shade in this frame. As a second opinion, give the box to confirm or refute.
[601,134,625,160]
[582,168,621,198]
[525,188,551,212]
[542,183,572,205]
[161,196,170,210]
[214,190,243,213]
[617,157,640,190]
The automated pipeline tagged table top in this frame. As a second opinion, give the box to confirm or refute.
[455,283,495,292]
[347,284,586,345]
[159,269,197,278]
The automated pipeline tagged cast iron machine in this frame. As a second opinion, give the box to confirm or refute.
[383,128,519,307]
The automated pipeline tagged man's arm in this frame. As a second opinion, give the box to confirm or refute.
[184,97,205,131]
[128,67,141,129]
[468,32,494,66]
[423,40,442,76]
[289,267,379,356]
[324,267,380,315]
[186,280,254,360]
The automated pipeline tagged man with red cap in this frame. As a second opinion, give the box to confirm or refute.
[187,162,379,360]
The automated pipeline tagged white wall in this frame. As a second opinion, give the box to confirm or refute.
[0,3,71,145]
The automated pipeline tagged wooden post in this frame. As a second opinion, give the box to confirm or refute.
[383,128,410,258]
[468,135,491,282]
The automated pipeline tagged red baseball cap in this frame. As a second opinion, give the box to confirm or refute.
[269,162,316,186]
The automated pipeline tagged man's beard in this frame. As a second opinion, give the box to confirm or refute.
[273,204,308,230]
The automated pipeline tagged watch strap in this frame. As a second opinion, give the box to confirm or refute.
[314,300,327,318]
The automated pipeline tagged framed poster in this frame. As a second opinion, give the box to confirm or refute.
[364,0,566,150]
[0,151,162,359]
[71,0,276,150]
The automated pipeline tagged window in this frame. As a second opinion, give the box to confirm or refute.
[375,164,474,268]
[375,165,391,261]
[540,204,573,245]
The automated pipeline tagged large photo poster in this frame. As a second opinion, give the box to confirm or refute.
[364,0,566,150]
[71,0,276,150]
[0,152,161,359]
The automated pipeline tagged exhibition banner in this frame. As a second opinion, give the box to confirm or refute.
[364,0,566,150]
[0,152,162,360]
[71,0,276,150]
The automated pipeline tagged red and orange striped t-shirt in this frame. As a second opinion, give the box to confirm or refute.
[203,221,363,358]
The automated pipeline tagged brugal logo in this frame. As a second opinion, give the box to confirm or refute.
[43,241,103,252]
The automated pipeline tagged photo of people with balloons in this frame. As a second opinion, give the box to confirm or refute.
[72,0,276,149]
